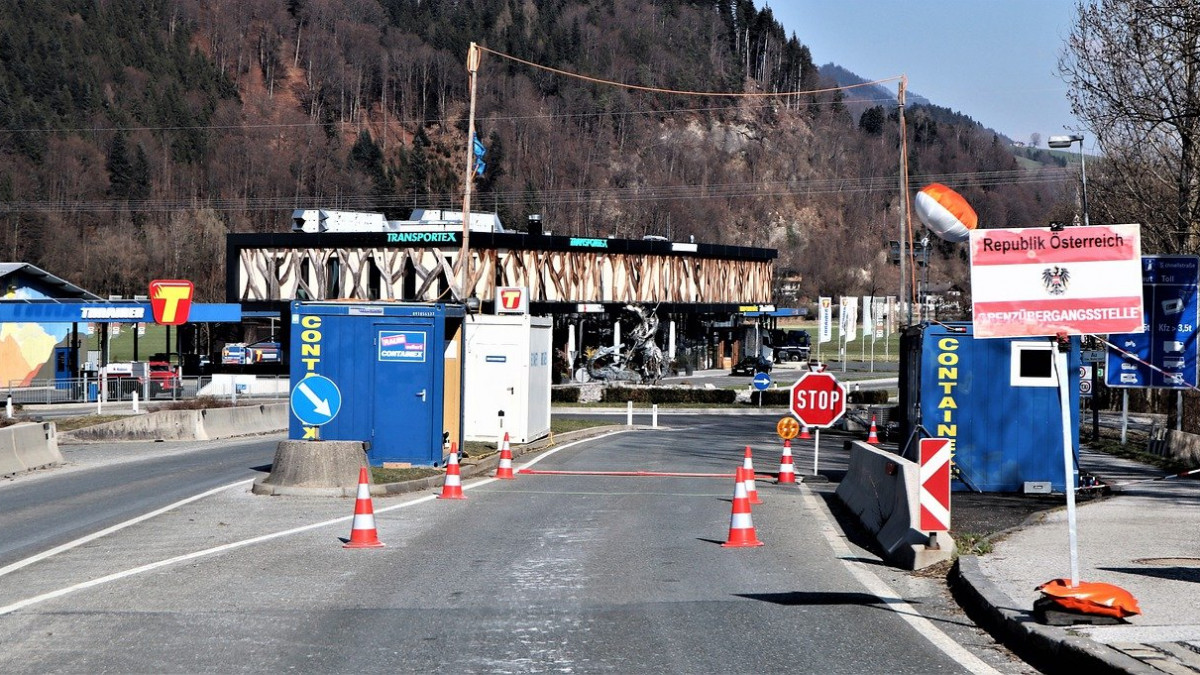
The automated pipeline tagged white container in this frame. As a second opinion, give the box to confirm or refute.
[463,314,552,444]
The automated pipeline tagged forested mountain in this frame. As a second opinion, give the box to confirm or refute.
[0,0,1071,303]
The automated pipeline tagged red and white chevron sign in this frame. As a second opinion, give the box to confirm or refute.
[919,438,952,532]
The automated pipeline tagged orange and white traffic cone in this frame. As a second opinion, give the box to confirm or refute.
[777,439,796,484]
[438,444,466,499]
[495,432,515,479]
[723,466,764,548]
[344,466,385,548]
[742,446,762,505]
[867,416,880,444]
[800,425,812,440]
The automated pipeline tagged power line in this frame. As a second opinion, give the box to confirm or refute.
[0,167,1074,215]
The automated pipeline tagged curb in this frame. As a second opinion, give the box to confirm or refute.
[951,556,1159,675]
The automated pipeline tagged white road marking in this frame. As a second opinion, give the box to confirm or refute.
[0,479,255,580]
[0,433,628,616]
[800,487,1001,674]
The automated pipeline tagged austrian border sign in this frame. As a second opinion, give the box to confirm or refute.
[969,224,1143,338]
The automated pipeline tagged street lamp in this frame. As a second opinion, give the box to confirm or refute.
[1050,133,1100,447]
[1048,134,1089,226]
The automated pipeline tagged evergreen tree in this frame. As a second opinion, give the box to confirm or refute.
[106,131,132,200]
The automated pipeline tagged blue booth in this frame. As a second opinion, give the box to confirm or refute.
[288,301,465,466]
[899,322,1080,493]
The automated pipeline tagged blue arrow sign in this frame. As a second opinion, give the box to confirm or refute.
[290,374,342,426]
[752,371,772,391]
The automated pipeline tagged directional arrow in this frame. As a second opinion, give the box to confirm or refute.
[297,380,332,417]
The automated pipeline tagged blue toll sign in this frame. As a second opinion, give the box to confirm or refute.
[1107,255,1199,389]
[290,374,343,426]
[752,372,772,391]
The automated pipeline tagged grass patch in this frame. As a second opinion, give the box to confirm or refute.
[552,418,621,433]
[1090,436,1192,474]
[371,466,442,483]
[953,532,994,556]
[52,415,129,431]
[148,396,235,412]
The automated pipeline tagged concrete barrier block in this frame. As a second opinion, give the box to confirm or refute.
[835,440,954,570]
[1165,429,1200,464]
[12,422,62,470]
[254,440,368,496]
[0,425,28,476]
[200,403,286,440]
[62,410,205,442]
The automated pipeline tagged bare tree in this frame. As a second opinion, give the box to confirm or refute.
[1060,0,1200,253]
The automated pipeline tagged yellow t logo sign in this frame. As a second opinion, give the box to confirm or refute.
[149,280,194,325]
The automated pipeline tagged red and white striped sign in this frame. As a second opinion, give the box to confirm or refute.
[969,224,1143,338]
[919,438,952,532]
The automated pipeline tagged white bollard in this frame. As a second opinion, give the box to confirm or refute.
[627,400,633,426]
[652,404,658,428]
[5,396,12,419]
[131,390,139,414]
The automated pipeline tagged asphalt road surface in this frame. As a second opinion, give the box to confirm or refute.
[0,418,1034,674]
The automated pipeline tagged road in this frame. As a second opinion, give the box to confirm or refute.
[0,418,1032,673]
[0,437,277,569]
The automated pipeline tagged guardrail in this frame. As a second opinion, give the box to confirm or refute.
[4,375,290,407]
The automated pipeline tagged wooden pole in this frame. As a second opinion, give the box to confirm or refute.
[898,77,910,327]
[460,42,481,301]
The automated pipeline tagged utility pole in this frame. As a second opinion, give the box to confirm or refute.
[898,76,911,327]
[460,42,481,301]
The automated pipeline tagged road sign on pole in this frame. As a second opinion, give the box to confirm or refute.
[919,438,952,532]
[290,374,342,427]
[790,371,847,477]
[789,371,847,428]
[752,372,771,391]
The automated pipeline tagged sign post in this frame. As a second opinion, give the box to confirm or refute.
[970,223,1143,588]
[752,371,771,408]
[789,371,847,476]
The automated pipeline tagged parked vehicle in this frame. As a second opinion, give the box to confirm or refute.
[221,339,281,365]
[731,356,772,376]
[100,360,179,399]
[770,329,811,362]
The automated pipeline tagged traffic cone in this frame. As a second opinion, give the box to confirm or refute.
[344,466,385,548]
[438,444,466,499]
[867,416,880,444]
[742,446,762,505]
[723,466,764,548]
[495,432,515,479]
[777,439,796,484]
[800,425,812,440]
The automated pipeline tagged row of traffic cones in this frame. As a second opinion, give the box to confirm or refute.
[721,442,802,547]
[346,433,801,551]
[345,432,519,547]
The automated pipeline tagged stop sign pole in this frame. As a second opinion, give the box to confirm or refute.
[789,371,847,476]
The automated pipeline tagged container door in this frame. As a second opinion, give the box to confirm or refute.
[372,321,436,465]
[475,335,522,442]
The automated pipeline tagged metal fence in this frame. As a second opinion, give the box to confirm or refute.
[4,375,290,406]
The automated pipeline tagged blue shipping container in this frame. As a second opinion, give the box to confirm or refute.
[289,301,465,466]
[899,322,1080,492]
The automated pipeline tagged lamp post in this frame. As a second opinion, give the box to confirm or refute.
[1048,134,1089,226]
[1049,134,1100,448]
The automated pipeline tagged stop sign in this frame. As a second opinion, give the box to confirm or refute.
[790,372,847,428]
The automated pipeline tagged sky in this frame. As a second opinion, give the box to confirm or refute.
[760,0,1085,149]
